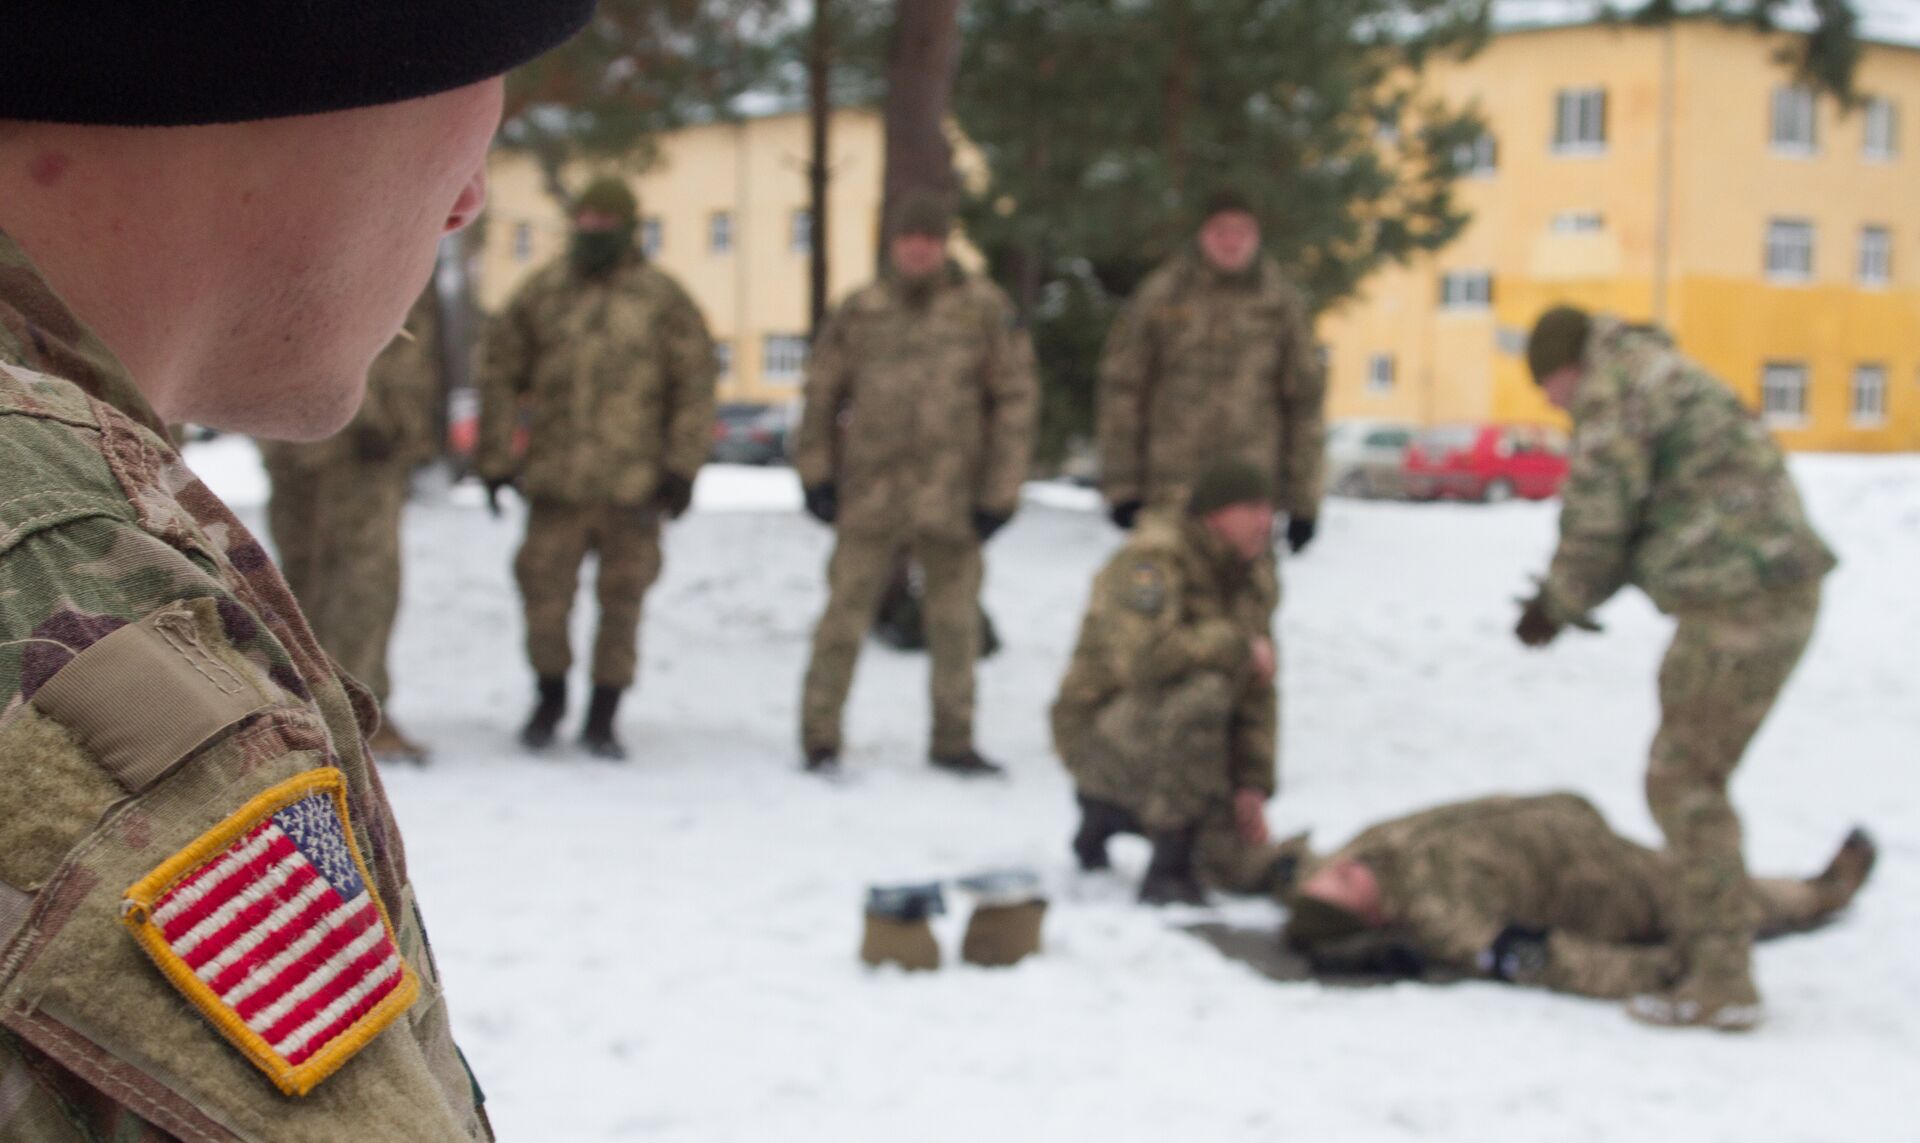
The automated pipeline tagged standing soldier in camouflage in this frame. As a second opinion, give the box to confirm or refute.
[262,289,443,763]
[1098,189,1325,553]
[477,176,717,761]
[1516,307,1838,1031]
[795,193,1037,778]
[1280,793,1875,1001]
[1052,460,1290,904]
[0,3,590,1136]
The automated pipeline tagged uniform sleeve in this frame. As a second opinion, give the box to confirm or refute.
[474,285,537,483]
[1541,381,1652,622]
[1096,292,1156,507]
[1536,933,1683,999]
[976,300,1038,515]
[1229,680,1277,796]
[792,305,854,490]
[1276,296,1327,521]
[1088,552,1248,689]
[658,287,719,481]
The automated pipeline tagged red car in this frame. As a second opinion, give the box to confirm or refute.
[1402,423,1570,502]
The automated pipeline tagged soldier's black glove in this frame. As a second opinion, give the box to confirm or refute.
[483,477,516,519]
[1285,515,1317,554]
[972,509,1011,541]
[1479,924,1550,983]
[1515,596,1561,648]
[655,472,695,520]
[1109,499,1143,530]
[352,424,398,463]
[803,482,839,525]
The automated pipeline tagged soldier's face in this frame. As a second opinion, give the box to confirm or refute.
[1300,859,1384,923]
[1204,501,1276,562]
[890,233,948,281]
[1539,365,1582,412]
[1199,211,1262,274]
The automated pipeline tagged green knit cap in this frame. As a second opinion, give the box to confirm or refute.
[1526,305,1593,384]
[893,190,953,239]
[574,177,639,226]
[1187,459,1274,517]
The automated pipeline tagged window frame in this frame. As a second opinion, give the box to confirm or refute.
[791,208,814,255]
[1851,364,1888,427]
[762,334,809,383]
[1761,362,1810,428]
[1864,96,1900,161]
[641,217,664,259]
[1770,85,1820,155]
[1366,353,1396,395]
[1438,270,1495,311]
[1552,88,1608,155]
[709,211,734,255]
[1764,218,1816,283]
[1858,225,1893,287]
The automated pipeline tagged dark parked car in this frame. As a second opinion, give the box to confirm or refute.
[1402,423,1570,502]
[711,402,792,466]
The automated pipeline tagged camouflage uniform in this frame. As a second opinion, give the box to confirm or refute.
[793,264,1037,757]
[1098,250,1325,523]
[1052,516,1281,892]
[260,292,441,705]
[476,248,716,689]
[1537,318,1836,996]
[1307,793,1856,999]
[0,236,490,1137]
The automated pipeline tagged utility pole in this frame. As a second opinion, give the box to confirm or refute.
[808,0,832,340]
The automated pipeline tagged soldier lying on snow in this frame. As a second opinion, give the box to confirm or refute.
[1279,792,1875,1003]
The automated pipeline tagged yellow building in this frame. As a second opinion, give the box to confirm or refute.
[1321,18,1920,452]
[477,108,889,406]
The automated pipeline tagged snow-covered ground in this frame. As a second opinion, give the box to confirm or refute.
[190,440,1918,1142]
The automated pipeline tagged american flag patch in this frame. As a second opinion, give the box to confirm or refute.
[121,769,417,1096]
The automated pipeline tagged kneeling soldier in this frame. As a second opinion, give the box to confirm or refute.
[1052,460,1290,905]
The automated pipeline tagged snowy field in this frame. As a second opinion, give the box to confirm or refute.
[191,440,1918,1142]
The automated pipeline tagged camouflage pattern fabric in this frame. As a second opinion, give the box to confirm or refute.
[1098,250,1324,520]
[1315,793,1845,999]
[1052,517,1281,891]
[1540,317,1835,624]
[259,293,442,704]
[801,534,981,758]
[791,264,1038,542]
[0,233,489,1138]
[515,501,662,689]
[475,248,716,507]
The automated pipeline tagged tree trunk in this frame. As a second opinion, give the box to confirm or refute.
[881,0,963,263]
[808,0,833,339]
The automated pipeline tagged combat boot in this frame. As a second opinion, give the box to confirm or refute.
[1071,794,1140,872]
[368,719,430,766]
[579,685,627,761]
[1812,827,1878,911]
[1627,937,1764,1032]
[930,749,1006,778]
[803,744,841,777]
[1138,825,1206,906]
[518,676,567,751]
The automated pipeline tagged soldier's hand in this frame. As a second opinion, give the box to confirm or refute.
[803,482,839,524]
[483,477,516,519]
[1285,515,1317,554]
[1514,596,1561,648]
[972,509,1011,541]
[1233,788,1270,847]
[1108,499,1143,530]
[656,472,695,520]
[1248,636,1277,685]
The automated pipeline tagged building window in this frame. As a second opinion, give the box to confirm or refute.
[1453,133,1497,176]
[1761,363,1809,427]
[1852,365,1888,426]
[1859,226,1893,286]
[1552,88,1607,153]
[714,341,733,379]
[1770,86,1819,153]
[763,334,809,383]
[1765,219,1815,281]
[709,211,734,254]
[1864,97,1899,160]
[641,217,664,258]
[791,209,814,254]
[1551,210,1606,234]
[1366,354,1395,395]
[1439,270,1494,310]
[513,222,533,264]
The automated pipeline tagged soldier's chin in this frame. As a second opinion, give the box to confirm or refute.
[219,374,367,442]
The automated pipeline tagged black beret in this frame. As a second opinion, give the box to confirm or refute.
[0,2,596,127]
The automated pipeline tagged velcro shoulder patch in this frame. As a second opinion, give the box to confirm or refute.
[119,769,418,1097]
[1125,560,1168,615]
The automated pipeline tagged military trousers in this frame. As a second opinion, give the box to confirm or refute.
[1066,672,1280,894]
[514,500,663,689]
[264,456,411,703]
[802,532,981,757]
[1644,577,1822,987]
